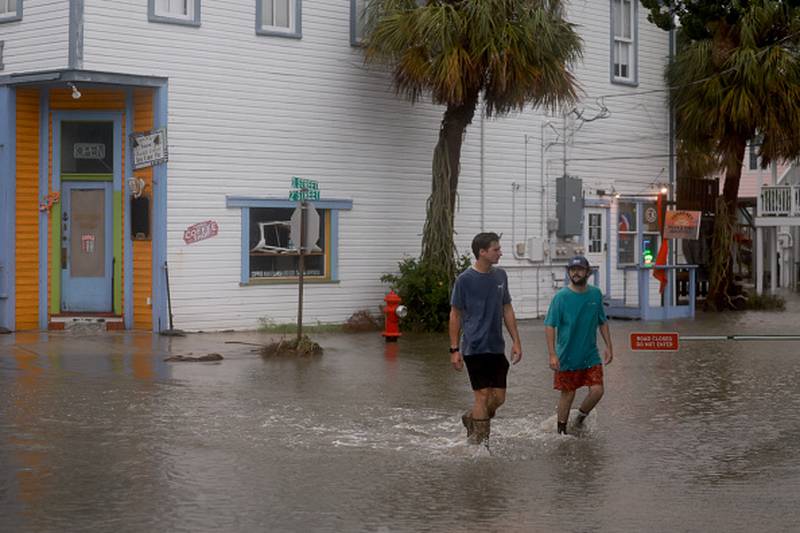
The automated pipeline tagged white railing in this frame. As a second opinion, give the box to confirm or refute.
[758,185,800,216]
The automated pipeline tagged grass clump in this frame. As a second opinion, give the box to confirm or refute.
[342,310,382,332]
[744,293,786,311]
[258,317,342,334]
[261,335,323,357]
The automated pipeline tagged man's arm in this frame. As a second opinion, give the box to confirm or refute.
[599,322,614,365]
[449,306,463,371]
[503,304,522,364]
[545,326,559,370]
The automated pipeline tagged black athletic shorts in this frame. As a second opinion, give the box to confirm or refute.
[463,353,510,391]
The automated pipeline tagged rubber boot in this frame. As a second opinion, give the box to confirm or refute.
[469,418,490,446]
[461,411,474,439]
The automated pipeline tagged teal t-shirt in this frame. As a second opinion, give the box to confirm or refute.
[544,285,607,371]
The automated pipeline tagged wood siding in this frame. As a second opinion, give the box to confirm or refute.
[133,89,154,330]
[77,0,671,328]
[0,0,70,72]
[15,89,40,329]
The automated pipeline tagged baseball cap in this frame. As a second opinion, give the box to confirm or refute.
[567,256,590,269]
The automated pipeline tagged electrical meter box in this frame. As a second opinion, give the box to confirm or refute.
[556,176,583,237]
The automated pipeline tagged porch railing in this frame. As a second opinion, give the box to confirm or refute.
[758,185,800,216]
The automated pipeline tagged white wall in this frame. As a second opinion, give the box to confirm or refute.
[0,0,70,72]
[81,0,671,329]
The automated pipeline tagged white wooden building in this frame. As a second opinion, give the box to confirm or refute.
[1,0,680,332]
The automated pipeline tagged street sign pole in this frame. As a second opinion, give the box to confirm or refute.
[288,176,320,344]
[297,196,305,343]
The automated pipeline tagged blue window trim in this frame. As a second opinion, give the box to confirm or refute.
[148,0,201,27]
[609,0,638,87]
[0,0,22,23]
[256,0,302,39]
[37,89,49,329]
[226,196,353,284]
[0,86,15,331]
[123,89,134,330]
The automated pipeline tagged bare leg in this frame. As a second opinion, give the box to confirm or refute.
[486,388,506,418]
[557,389,576,424]
[471,388,491,420]
[578,384,604,415]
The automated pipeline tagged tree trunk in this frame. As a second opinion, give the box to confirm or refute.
[420,90,479,281]
[706,137,747,310]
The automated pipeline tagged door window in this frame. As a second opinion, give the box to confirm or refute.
[61,121,114,174]
[588,213,603,253]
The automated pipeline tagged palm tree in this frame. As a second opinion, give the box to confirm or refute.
[645,0,800,308]
[362,0,581,280]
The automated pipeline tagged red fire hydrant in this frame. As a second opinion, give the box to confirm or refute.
[382,290,406,342]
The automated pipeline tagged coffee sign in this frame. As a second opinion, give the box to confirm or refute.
[183,220,219,245]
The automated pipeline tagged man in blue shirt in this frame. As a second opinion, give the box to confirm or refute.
[544,256,614,435]
[450,232,523,445]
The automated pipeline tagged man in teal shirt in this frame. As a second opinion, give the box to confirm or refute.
[544,256,614,435]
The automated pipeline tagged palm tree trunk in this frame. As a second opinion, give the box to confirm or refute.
[420,90,479,280]
[707,138,747,309]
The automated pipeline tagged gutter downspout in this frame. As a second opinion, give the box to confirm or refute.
[68,0,84,70]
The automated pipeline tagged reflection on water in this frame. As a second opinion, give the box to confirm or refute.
[2,302,800,532]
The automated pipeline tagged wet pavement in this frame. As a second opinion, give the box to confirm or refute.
[1,294,800,532]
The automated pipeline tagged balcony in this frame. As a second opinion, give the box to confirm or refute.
[757,185,800,221]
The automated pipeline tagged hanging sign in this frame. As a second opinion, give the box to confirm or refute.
[130,128,168,170]
[663,211,702,240]
[183,220,219,245]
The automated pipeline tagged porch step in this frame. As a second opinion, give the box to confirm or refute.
[49,315,124,332]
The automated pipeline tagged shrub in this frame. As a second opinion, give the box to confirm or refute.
[381,254,472,332]
[744,293,786,311]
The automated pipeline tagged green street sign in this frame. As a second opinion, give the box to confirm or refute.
[291,176,319,191]
[289,189,320,202]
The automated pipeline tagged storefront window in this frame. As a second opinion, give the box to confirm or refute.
[248,207,327,279]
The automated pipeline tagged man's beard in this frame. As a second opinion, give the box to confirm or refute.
[571,275,588,286]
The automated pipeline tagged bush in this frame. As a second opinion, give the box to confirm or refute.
[381,254,472,332]
[744,293,786,311]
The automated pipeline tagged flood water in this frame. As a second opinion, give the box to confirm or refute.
[1,297,800,532]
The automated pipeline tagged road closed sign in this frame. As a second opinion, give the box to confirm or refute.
[630,332,679,351]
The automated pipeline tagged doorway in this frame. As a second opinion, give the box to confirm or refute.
[55,118,119,314]
[584,207,607,287]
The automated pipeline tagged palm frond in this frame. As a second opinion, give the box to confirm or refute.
[362,0,581,114]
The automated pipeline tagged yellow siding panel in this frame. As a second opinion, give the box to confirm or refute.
[15,89,40,329]
[50,89,126,111]
[133,88,154,330]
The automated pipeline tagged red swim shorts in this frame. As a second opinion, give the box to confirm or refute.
[553,364,604,391]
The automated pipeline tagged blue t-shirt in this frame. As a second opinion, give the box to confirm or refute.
[450,267,511,356]
[544,285,607,371]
